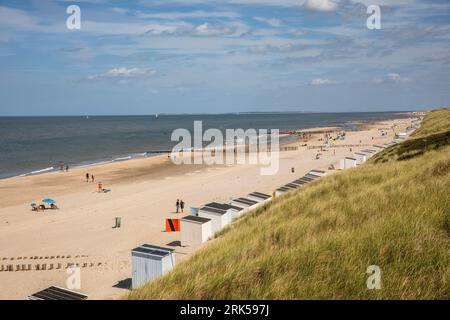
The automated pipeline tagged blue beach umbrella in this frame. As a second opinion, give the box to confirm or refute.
[42,198,56,204]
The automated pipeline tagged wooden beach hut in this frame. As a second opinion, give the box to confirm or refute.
[230,197,259,212]
[340,157,358,169]
[180,215,212,247]
[247,192,272,204]
[354,152,367,165]
[292,179,308,186]
[204,202,244,220]
[361,149,377,157]
[198,206,231,233]
[131,244,175,289]
[299,176,315,182]
[275,186,290,196]
[204,202,233,221]
[285,183,300,189]
[308,169,327,177]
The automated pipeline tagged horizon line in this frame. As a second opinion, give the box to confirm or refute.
[0,110,420,117]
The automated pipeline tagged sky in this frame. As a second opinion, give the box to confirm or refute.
[0,0,449,115]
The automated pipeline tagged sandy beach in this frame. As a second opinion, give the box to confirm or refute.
[0,117,414,300]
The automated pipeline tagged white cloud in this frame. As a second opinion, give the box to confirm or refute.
[0,6,38,30]
[372,73,411,84]
[136,10,240,20]
[310,78,337,85]
[254,17,282,27]
[304,0,338,12]
[111,7,130,14]
[195,23,233,36]
[388,73,411,83]
[87,67,156,81]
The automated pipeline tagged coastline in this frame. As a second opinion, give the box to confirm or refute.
[0,116,415,299]
[0,112,410,181]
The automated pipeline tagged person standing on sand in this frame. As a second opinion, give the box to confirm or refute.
[176,199,180,213]
[180,200,185,213]
[86,173,89,182]
[66,165,69,172]
[91,174,95,183]
[98,182,103,193]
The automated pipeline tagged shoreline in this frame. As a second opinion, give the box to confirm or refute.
[0,115,408,182]
[0,116,416,300]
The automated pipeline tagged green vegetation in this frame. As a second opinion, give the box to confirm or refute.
[128,108,450,300]
[371,108,450,163]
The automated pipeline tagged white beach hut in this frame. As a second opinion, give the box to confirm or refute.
[354,152,367,165]
[285,183,300,189]
[247,192,272,204]
[205,202,244,220]
[291,179,309,186]
[204,202,243,220]
[361,149,377,158]
[308,170,327,177]
[230,197,259,212]
[275,186,290,196]
[299,175,315,182]
[131,244,175,289]
[180,215,212,247]
[228,204,245,220]
[198,206,231,234]
[340,157,358,169]
[303,173,321,180]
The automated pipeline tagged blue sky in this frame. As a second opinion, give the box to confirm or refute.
[0,0,449,115]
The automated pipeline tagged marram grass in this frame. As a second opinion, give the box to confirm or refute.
[127,108,450,300]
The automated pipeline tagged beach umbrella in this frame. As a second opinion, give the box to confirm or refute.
[42,198,56,204]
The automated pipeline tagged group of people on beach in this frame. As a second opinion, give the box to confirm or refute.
[176,199,185,213]
[59,162,69,172]
[85,173,95,183]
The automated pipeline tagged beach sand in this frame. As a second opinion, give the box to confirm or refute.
[0,117,414,299]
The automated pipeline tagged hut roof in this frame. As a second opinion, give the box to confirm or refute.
[28,286,88,300]
[233,198,258,205]
[204,202,235,211]
[132,244,174,257]
[200,206,228,215]
[249,192,271,200]
[181,215,211,224]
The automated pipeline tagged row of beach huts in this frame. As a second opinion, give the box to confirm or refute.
[130,129,419,290]
[130,169,328,289]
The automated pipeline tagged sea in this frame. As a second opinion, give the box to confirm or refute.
[0,112,409,179]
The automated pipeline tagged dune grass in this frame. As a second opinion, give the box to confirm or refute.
[128,108,450,300]
[371,108,450,164]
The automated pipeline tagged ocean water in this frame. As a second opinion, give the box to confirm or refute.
[0,112,408,179]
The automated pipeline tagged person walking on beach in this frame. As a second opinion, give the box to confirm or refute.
[65,165,69,172]
[86,173,89,182]
[91,174,95,183]
[176,199,180,213]
[180,200,185,213]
